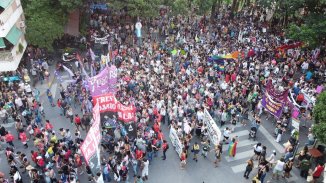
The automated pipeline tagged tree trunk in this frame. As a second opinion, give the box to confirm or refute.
[217,0,222,15]
[210,0,218,22]
[245,0,250,7]
[231,0,238,13]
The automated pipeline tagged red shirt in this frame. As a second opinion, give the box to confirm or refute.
[225,74,230,83]
[313,165,324,177]
[74,116,81,124]
[31,152,38,162]
[45,122,53,131]
[5,133,14,142]
[153,123,160,133]
[19,132,27,142]
[136,149,143,160]
[297,94,304,102]
[157,132,164,140]
[231,73,237,82]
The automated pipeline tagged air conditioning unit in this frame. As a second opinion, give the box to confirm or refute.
[19,21,25,28]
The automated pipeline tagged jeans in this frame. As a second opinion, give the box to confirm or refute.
[103,173,111,182]
[162,150,167,159]
[147,151,153,162]
[260,173,266,183]
[132,162,138,175]
[244,167,252,178]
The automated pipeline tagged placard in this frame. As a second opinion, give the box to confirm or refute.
[169,127,183,158]
[203,109,222,146]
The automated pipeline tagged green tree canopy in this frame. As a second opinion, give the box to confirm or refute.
[313,91,326,144]
[109,0,161,18]
[23,0,84,50]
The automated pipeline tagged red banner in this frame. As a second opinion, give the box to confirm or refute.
[93,93,136,123]
[117,103,136,123]
[80,103,101,168]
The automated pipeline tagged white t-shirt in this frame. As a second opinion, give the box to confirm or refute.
[274,160,285,171]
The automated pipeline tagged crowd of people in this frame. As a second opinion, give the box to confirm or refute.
[0,2,325,183]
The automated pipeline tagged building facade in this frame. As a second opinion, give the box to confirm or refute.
[0,0,27,72]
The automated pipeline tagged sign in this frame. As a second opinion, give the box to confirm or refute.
[117,103,136,123]
[265,80,289,102]
[80,103,102,175]
[203,109,221,146]
[88,66,117,96]
[169,127,183,157]
[93,93,136,123]
[135,22,142,38]
[291,117,300,131]
[261,93,284,118]
[93,34,110,44]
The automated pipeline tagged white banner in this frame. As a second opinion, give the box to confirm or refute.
[292,117,300,131]
[93,34,110,44]
[203,109,222,146]
[169,127,183,158]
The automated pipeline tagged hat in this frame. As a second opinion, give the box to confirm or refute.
[273,150,276,153]
[26,165,34,171]
[36,156,42,160]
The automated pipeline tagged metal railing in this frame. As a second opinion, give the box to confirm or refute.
[0,51,13,61]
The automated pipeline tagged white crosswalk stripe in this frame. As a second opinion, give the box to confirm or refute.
[222,123,299,182]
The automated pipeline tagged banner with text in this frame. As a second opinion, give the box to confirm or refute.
[88,66,117,96]
[80,103,102,176]
[203,109,222,146]
[261,93,284,118]
[93,93,137,138]
[169,127,183,158]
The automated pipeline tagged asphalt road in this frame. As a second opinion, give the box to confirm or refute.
[0,67,310,183]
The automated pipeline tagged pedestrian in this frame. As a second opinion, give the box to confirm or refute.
[192,142,200,162]
[283,158,294,178]
[141,158,149,181]
[243,158,254,179]
[74,114,83,130]
[228,136,238,157]
[46,89,55,107]
[5,131,15,148]
[266,150,277,167]
[19,130,28,149]
[258,146,267,162]
[45,120,53,132]
[180,150,187,170]
[223,127,231,144]
[300,157,311,179]
[312,162,325,183]
[272,158,285,180]
[161,140,169,160]
[201,139,211,158]
[252,143,262,160]
[66,106,74,123]
[213,143,222,167]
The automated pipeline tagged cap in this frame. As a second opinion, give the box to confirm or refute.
[273,150,276,153]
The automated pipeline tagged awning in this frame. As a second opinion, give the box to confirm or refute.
[0,0,12,9]
[5,26,22,45]
[0,38,5,48]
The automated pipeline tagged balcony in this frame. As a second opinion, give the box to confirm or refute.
[0,50,13,61]
[0,1,23,37]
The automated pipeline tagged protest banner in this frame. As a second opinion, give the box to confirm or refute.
[203,109,222,146]
[169,127,183,158]
[265,80,289,102]
[93,93,137,138]
[88,66,117,96]
[292,117,300,131]
[80,103,102,177]
[261,93,284,118]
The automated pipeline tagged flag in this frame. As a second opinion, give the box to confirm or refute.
[90,48,96,61]
[76,53,89,78]
[106,42,111,66]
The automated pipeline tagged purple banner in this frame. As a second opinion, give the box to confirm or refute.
[261,93,284,118]
[265,80,288,102]
[88,66,117,96]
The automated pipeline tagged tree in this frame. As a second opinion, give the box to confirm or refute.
[312,91,326,144]
[23,0,84,50]
[108,0,161,18]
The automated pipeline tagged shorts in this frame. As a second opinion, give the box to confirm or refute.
[313,176,320,180]
[254,150,261,155]
[224,136,229,140]
[273,169,282,175]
